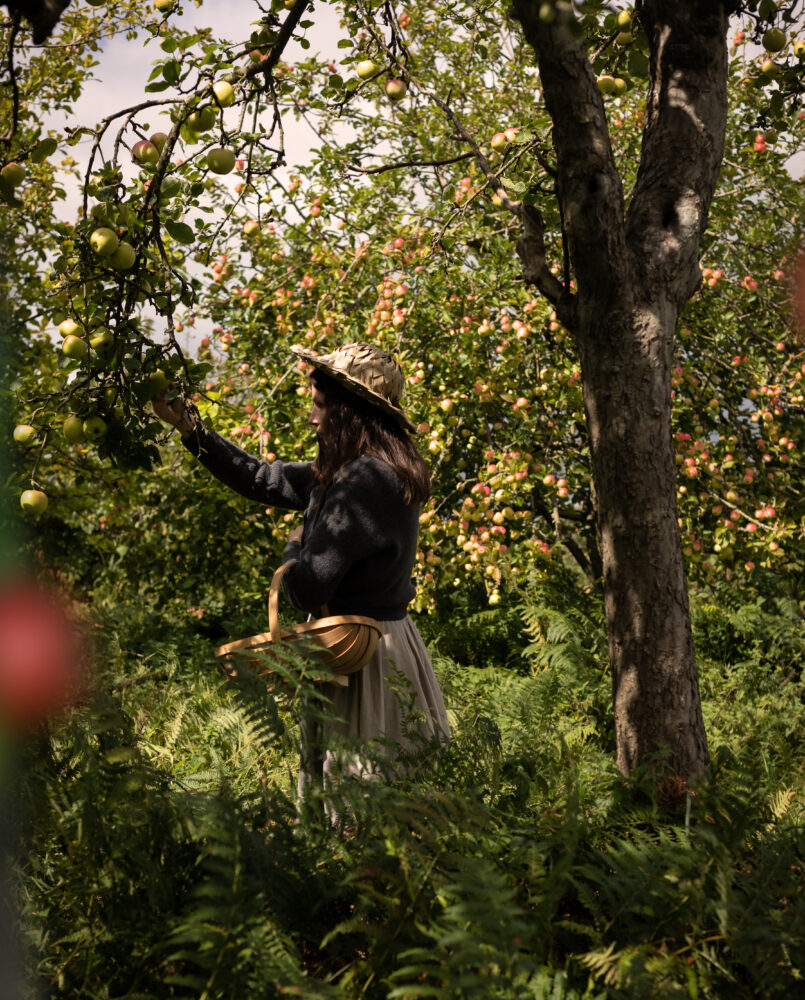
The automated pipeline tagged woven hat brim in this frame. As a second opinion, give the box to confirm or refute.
[291,346,417,433]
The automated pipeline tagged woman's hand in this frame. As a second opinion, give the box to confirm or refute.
[152,390,197,436]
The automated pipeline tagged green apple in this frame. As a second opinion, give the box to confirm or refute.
[597,74,616,94]
[20,489,48,515]
[1,162,25,187]
[793,39,805,58]
[616,9,631,29]
[150,131,169,152]
[62,415,85,443]
[132,140,159,166]
[212,80,235,107]
[490,131,508,151]
[763,27,786,52]
[187,105,216,132]
[145,369,170,398]
[90,327,114,350]
[243,220,260,237]
[207,147,236,174]
[61,335,88,360]
[613,77,628,96]
[58,318,84,338]
[154,0,174,13]
[761,58,779,76]
[356,59,378,80]
[83,416,108,442]
[615,31,632,46]
[90,227,119,257]
[385,79,407,101]
[13,424,36,444]
[110,242,136,270]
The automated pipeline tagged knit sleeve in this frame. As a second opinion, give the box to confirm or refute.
[280,457,399,612]
[181,422,313,511]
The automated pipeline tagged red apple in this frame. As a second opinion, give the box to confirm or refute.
[385,79,407,101]
[132,140,159,166]
[0,578,84,729]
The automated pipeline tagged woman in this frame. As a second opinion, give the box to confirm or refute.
[153,342,449,797]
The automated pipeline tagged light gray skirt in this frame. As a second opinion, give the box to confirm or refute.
[297,615,449,797]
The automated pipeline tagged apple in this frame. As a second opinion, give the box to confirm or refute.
[58,318,84,338]
[85,0,106,6]
[89,227,119,257]
[356,59,378,79]
[617,9,631,29]
[597,75,616,94]
[13,424,36,444]
[89,327,114,350]
[20,490,48,515]
[62,415,85,443]
[110,242,136,270]
[0,578,84,729]
[207,147,236,174]
[761,58,779,76]
[82,416,108,441]
[187,105,216,132]
[490,131,509,151]
[154,0,174,13]
[132,140,159,166]
[385,79,407,101]
[616,31,632,46]
[212,80,235,107]
[61,335,88,360]
[1,162,25,187]
[762,27,786,52]
[504,126,519,142]
[243,220,260,237]
[145,369,170,398]
[764,128,778,144]
[150,131,168,152]
[794,39,805,58]
[613,77,628,96]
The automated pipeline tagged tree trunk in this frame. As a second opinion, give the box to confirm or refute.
[575,303,707,780]
[510,0,734,782]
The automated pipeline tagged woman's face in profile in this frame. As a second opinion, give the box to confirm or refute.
[308,382,328,441]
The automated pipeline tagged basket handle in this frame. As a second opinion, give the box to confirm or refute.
[268,561,328,641]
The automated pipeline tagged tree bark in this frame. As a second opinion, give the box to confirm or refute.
[509,0,733,782]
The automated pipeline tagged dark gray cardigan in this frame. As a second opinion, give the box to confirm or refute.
[182,424,419,620]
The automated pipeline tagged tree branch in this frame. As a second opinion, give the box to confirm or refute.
[626,1,731,305]
[511,1,629,306]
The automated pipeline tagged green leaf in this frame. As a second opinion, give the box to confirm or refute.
[165,220,195,244]
[146,81,171,93]
[31,137,58,163]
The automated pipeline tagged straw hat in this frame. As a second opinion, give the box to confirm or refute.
[291,342,416,433]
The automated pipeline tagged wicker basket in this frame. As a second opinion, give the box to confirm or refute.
[215,561,382,686]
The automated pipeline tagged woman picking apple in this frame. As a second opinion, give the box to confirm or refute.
[152,342,449,799]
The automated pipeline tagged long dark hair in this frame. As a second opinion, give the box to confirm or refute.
[310,369,430,505]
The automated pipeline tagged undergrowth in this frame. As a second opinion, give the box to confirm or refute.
[9,582,805,999]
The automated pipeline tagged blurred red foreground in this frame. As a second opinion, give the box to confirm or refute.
[0,578,85,731]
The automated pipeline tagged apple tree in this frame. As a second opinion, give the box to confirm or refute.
[5,0,805,788]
